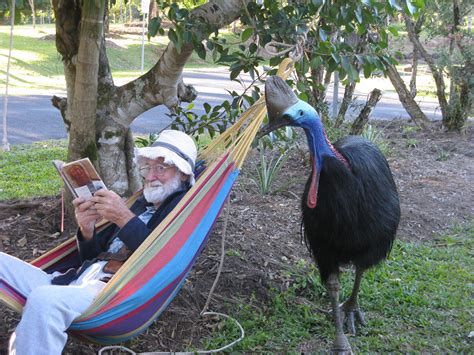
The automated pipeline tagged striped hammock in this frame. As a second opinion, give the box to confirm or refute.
[0,59,294,344]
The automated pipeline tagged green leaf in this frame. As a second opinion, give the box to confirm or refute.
[347,64,360,82]
[298,91,309,102]
[388,25,399,36]
[341,56,350,73]
[230,67,242,81]
[195,43,206,60]
[168,28,178,45]
[363,63,373,78]
[311,56,323,68]
[241,28,253,42]
[148,17,161,39]
[296,80,306,93]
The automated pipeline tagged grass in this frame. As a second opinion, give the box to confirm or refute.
[202,224,473,352]
[0,140,67,199]
[0,24,220,95]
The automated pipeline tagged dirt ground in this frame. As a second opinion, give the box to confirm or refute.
[0,121,472,354]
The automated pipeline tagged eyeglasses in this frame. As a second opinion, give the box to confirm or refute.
[139,164,174,177]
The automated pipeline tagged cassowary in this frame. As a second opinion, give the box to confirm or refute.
[261,76,400,352]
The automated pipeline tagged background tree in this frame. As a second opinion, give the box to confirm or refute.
[403,0,473,130]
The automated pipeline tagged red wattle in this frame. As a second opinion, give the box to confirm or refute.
[307,158,318,208]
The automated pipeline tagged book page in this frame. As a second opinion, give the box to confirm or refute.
[54,158,107,199]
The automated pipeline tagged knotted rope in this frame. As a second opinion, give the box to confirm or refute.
[263,32,308,62]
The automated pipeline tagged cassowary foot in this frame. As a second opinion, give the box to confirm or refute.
[331,333,353,354]
[341,303,366,335]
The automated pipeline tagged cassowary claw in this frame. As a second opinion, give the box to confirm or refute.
[342,306,366,335]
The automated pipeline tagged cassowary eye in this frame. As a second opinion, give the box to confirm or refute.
[299,110,304,116]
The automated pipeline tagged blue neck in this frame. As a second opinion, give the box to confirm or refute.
[301,119,336,173]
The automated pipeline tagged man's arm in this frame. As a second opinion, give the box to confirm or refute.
[73,197,105,261]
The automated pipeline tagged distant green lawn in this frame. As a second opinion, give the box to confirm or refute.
[0,140,67,199]
[0,24,231,95]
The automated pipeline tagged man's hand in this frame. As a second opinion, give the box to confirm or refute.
[73,197,101,241]
[91,190,135,228]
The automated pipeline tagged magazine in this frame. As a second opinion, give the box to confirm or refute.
[53,158,107,199]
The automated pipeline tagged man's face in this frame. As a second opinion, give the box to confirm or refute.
[140,157,186,205]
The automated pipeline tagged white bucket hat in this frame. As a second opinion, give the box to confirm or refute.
[135,130,198,185]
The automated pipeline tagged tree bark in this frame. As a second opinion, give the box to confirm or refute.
[350,88,382,135]
[334,81,356,128]
[409,14,424,99]
[67,0,105,164]
[385,63,429,128]
[409,49,418,99]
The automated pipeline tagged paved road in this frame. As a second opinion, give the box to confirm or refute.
[1,69,442,145]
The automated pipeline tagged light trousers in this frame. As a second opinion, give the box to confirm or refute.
[0,252,105,355]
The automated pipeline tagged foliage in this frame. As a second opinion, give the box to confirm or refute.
[252,141,292,195]
[146,0,426,139]
[134,133,158,147]
[0,140,67,199]
[361,124,390,156]
[203,225,474,352]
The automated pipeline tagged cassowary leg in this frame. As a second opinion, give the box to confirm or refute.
[341,267,366,334]
[326,273,352,353]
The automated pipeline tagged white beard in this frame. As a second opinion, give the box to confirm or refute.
[143,173,182,205]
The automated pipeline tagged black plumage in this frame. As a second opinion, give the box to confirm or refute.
[262,76,401,353]
[302,136,399,283]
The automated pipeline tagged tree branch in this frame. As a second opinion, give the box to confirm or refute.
[51,95,70,131]
[114,0,249,125]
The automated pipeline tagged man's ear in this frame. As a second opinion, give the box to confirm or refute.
[180,173,189,182]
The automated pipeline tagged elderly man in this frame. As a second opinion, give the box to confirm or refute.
[0,130,197,355]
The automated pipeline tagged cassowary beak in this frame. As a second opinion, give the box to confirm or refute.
[258,76,299,138]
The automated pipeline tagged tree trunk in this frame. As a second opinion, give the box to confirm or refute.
[403,13,449,125]
[385,63,429,128]
[28,0,36,29]
[350,88,382,135]
[335,81,356,128]
[53,0,248,195]
[445,66,472,131]
[67,0,105,165]
[409,49,418,98]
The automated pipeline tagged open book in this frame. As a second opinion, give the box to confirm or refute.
[53,158,107,199]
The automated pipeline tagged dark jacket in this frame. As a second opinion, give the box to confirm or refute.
[51,184,189,285]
